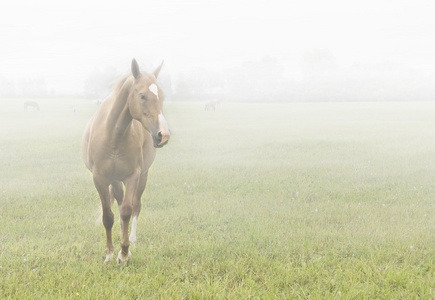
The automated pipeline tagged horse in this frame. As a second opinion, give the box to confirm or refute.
[24,101,40,110]
[82,59,170,264]
[204,99,222,111]
[204,101,215,111]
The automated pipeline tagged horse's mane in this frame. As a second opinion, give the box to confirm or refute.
[110,71,154,98]
[112,75,132,96]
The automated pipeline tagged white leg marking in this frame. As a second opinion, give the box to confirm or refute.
[129,216,138,243]
[117,250,131,264]
[104,252,113,263]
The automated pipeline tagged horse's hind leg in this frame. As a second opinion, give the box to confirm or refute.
[93,176,115,262]
[129,171,148,243]
[96,181,123,225]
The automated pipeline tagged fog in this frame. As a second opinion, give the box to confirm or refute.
[1,0,435,101]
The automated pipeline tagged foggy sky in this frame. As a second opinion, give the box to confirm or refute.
[1,0,434,94]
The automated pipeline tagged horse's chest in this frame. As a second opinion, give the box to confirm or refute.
[101,148,143,179]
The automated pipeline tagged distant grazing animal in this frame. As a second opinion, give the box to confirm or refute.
[205,100,221,111]
[82,59,170,264]
[24,101,39,110]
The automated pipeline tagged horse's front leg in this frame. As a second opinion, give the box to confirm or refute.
[129,170,148,243]
[93,175,114,263]
[117,169,141,264]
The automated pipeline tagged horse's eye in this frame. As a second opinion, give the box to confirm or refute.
[140,94,146,100]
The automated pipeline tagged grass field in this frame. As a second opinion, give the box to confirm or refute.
[0,97,434,299]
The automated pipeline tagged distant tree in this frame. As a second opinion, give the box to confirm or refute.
[299,49,337,79]
[84,66,120,99]
[174,72,190,99]
[16,77,48,97]
[225,56,287,101]
[174,68,223,100]
[0,76,16,97]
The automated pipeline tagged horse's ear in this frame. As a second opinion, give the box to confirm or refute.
[153,60,164,78]
[131,59,141,79]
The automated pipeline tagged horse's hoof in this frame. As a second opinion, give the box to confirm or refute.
[104,252,114,263]
[116,250,131,264]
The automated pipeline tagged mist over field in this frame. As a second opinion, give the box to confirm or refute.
[1,0,435,102]
[1,99,435,298]
[1,1,435,297]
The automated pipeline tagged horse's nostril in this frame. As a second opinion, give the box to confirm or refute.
[155,130,169,147]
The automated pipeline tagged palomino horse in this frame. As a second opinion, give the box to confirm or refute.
[82,59,170,264]
[24,101,40,110]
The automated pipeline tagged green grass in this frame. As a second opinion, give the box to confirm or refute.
[0,98,434,299]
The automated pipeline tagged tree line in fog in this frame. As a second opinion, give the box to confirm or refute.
[172,51,435,102]
[2,50,434,102]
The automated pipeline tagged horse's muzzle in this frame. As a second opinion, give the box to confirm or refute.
[153,131,170,148]
[153,112,170,148]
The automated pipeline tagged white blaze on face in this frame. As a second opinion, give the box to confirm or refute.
[158,110,170,145]
[149,83,159,98]
[158,111,169,133]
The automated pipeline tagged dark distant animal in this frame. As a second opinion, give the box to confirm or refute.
[24,101,39,110]
[82,59,170,264]
[205,100,221,111]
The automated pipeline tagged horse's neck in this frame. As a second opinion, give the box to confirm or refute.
[106,83,133,145]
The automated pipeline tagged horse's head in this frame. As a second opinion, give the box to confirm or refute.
[128,59,170,148]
